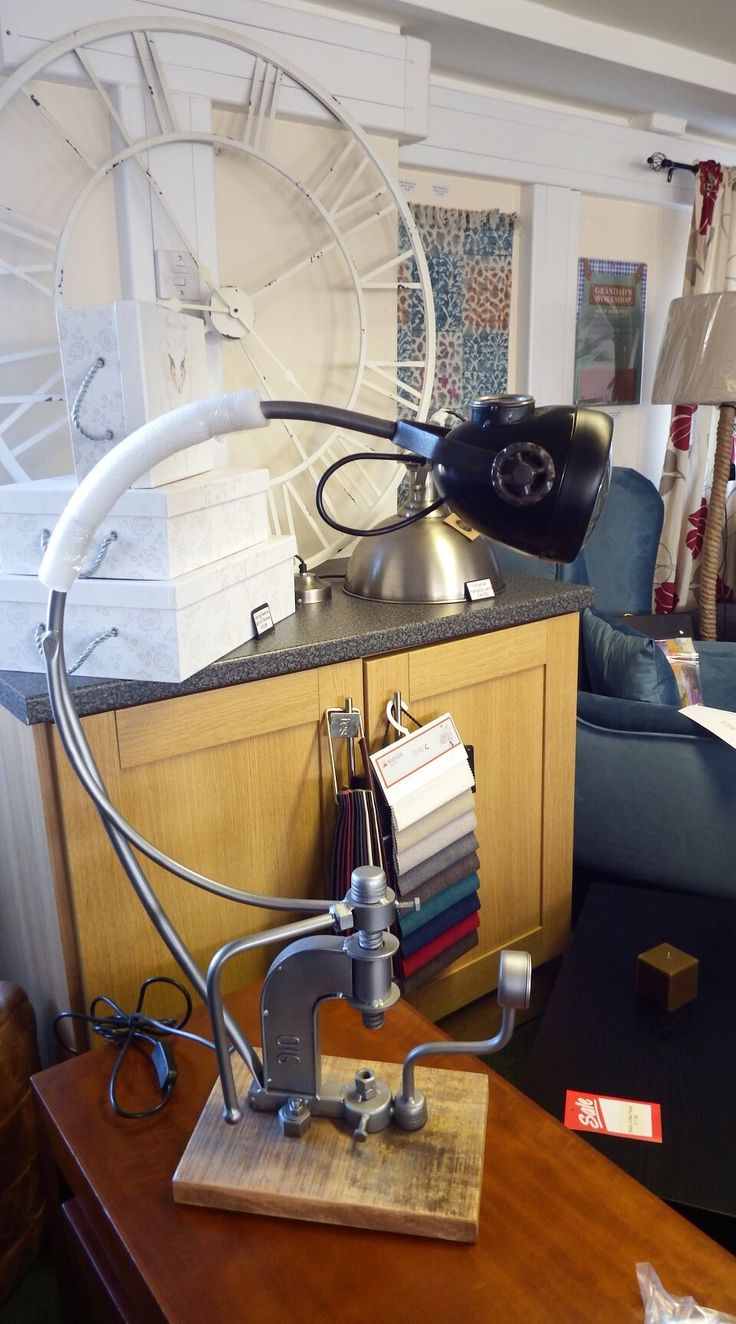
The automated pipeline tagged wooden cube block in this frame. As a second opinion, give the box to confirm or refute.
[636,942,699,1011]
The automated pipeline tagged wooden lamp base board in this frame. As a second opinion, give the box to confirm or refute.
[173,1053,488,1242]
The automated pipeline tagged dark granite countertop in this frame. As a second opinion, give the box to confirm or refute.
[0,575,593,725]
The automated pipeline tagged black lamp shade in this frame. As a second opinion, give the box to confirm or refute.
[395,398,613,563]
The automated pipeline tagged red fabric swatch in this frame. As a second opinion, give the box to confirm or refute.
[396,912,480,978]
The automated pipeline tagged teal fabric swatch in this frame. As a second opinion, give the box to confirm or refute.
[398,871,480,937]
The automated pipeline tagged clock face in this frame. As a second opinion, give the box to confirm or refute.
[0,17,435,561]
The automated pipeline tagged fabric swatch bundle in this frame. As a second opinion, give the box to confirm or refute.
[370,711,482,994]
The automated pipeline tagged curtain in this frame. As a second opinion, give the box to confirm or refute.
[398,204,516,417]
[655,163,736,615]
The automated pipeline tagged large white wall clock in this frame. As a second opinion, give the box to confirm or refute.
[0,16,436,561]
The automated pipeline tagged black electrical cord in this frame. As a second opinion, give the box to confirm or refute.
[315,452,444,537]
[53,976,215,1119]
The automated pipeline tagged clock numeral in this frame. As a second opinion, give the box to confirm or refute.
[132,32,180,134]
[270,478,330,550]
[363,360,426,415]
[312,434,386,502]
[361,247,414,288]
[0,207,57,297]
[242,58,283,153]
[0,365,65,481]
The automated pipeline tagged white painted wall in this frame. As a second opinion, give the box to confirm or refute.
[578,195,691,482]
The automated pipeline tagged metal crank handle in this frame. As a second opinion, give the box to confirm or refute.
[393,949,533,1131]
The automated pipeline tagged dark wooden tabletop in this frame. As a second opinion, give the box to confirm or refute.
[523,881,736,1222]
[32,984,736,1323]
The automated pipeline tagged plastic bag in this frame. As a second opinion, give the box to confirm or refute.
[638,1263,736,1323]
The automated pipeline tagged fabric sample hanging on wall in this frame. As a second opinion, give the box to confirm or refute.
[397,204,516,417]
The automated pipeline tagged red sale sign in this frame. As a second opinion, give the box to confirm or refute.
[564,1091,662,1143]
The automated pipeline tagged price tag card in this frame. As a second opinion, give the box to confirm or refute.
[465,577,495,601]
[564,1090,662,1143]
[369,713,469,806]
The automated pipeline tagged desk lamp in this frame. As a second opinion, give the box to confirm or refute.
[653,291,736,640]
[37,391,611,1231]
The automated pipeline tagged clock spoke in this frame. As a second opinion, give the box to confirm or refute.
[0,213,56,251]
[20,88,98,172]
[251,202,395,302]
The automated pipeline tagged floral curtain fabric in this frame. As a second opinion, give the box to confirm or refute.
[398,204,515,418]
[656,163,736,615]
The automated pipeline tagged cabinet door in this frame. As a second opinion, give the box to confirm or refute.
[363,616,578,1020]
[50,660,362,1020]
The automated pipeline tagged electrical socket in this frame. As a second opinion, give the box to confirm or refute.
[154,249,202,303]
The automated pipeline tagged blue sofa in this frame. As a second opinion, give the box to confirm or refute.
[493,467,736,901]
[576,641,736,899]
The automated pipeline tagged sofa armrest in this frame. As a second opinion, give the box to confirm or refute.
[575,701,736,898]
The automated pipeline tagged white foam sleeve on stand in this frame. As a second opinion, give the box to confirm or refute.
[39,390,267,592]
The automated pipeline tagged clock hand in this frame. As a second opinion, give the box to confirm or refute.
[158,299,215,315]
[247,327,311,397]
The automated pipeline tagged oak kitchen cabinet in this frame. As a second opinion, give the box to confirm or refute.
[0,588,587,1063]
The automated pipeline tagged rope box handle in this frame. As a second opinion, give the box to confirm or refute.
[35,622,118,675]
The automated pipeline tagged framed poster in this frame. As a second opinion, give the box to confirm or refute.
[574,259,647,405]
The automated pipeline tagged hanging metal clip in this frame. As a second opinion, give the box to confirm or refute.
[325,698,365,802]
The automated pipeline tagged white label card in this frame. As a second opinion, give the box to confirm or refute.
[680,704,736,749]
[370,713,469,806]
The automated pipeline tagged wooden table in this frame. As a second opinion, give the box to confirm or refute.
[523,881,736,1244]
[32,986,736,1323]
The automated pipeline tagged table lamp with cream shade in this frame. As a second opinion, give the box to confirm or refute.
[652,291,736,640]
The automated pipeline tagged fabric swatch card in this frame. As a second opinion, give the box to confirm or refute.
[370,714,475,834]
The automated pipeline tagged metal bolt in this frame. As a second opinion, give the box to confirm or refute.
[355,1069,377,1101]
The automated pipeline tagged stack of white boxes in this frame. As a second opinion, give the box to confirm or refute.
[0,302,296,683]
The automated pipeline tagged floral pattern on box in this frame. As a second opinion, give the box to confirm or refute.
[398,205,516,417]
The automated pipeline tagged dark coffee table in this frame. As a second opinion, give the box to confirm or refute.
[522,880,736,1248]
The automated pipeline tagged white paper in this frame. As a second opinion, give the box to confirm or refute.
[680,705,736,750]
[599,1096,654,1139]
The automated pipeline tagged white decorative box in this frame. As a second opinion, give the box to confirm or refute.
[0,535,297,682]
[0,470,271,580]
[56,301,214,488]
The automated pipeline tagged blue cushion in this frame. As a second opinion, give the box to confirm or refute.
[574,468,663,614]
[581,609,680,705]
